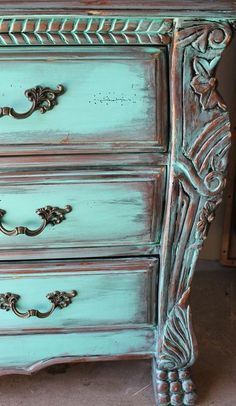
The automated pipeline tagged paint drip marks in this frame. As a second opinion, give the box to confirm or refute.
[89,91,138,107]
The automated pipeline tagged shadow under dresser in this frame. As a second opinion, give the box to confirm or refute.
[0,1,234,405]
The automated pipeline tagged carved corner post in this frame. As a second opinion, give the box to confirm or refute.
[153,19,233,405]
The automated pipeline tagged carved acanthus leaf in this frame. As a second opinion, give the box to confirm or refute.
[158,289,197,370]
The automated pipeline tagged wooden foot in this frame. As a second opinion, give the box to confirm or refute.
[153,362,197,405]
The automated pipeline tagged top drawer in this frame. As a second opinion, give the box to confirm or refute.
[0,46,167,155]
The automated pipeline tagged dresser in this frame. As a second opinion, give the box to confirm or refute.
[0,1,234,405]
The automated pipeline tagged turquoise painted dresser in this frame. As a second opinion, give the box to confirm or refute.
[0,1,234,405]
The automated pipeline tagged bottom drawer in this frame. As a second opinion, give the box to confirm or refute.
[0,258,158,333]
[0,329,155,373]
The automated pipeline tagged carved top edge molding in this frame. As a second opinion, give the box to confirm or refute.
[0,17,173,46]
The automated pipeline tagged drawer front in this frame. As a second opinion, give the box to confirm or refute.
[0,329,155,371]
[0,46,167,155]
[0,167,165,260]
[0,258,157,332]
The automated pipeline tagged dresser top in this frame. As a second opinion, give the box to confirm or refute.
[0,0,235,17]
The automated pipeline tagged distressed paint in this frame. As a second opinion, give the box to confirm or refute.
[0,167,165,260]
[0,328,155,370]
[154,19,234,406]
[0,153,168,167]
[0,258,157,330]
[0,47,167,153]
[0,5,233,406]
[0,17,173,46]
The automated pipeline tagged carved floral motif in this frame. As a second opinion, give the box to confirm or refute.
[179,20,233,248]
[191,57,226,111]
[177,21,231,114]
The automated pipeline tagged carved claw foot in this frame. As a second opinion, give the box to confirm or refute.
[153,363,197,405]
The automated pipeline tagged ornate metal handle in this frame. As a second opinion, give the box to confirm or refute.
[0,84,64,119]
[0,205,72,237]
[0,290,77,319]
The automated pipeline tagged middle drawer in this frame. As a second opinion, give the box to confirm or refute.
[0,165,165,260]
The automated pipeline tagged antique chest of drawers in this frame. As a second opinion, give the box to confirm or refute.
[0,1,234,405]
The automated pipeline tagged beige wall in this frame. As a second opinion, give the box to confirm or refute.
[200,34,236,261]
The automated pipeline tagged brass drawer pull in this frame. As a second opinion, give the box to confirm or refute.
[0,205,72,237]
[0,84,64,119]
[0,290,77,319]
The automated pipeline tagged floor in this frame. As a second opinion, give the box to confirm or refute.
[0,262,235,406]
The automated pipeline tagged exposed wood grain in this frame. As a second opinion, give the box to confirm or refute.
[0,243,161,261]
[0,153,168,168]
[0,257,156,274]
[0,142,167,155]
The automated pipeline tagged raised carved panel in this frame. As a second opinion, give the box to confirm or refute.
[178,21,232,196]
